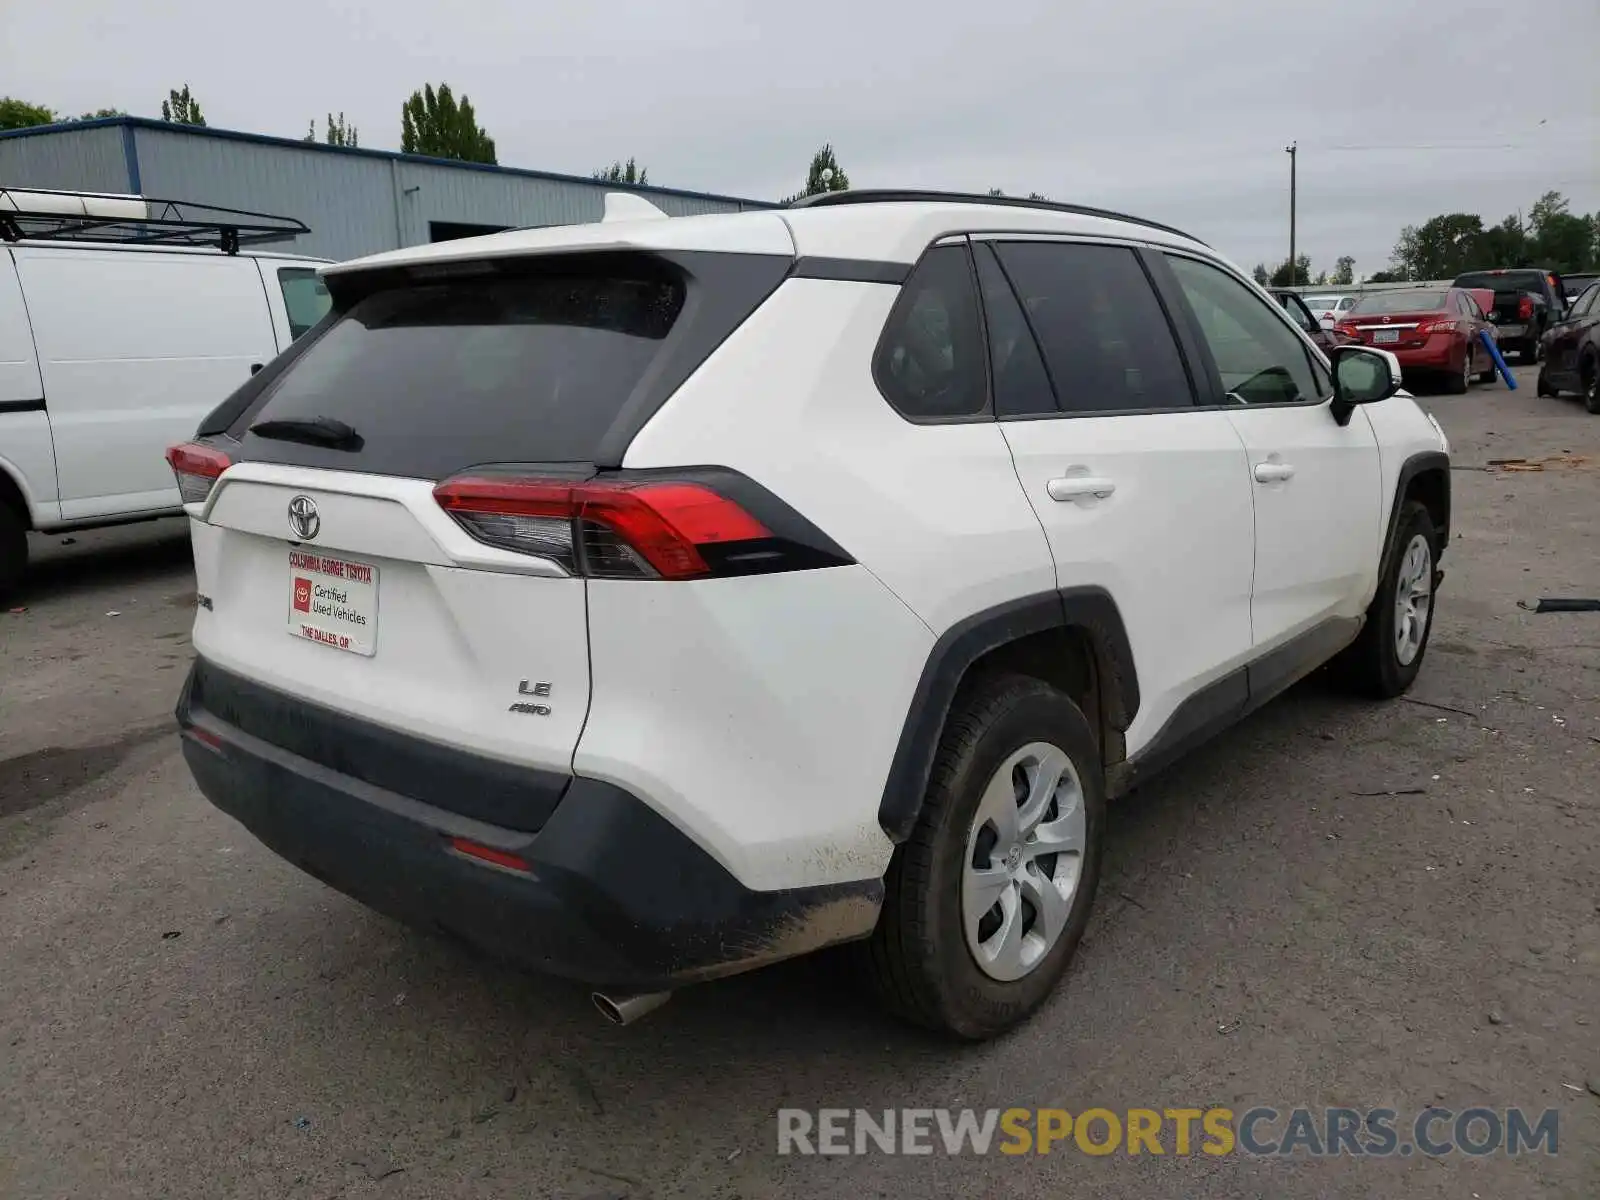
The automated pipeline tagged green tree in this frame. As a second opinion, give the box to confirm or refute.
[1476,213,1530,268]
[1331,256,1355,286]
[1251,263,1271,286]
[1526,191,1594,272]
[1367,268,1407,283]
[160,84,205,126]
[321,112,357,147]
[1269,254,1312,287]
[400,83,496,164]
[76,108,126,121]
[0,97,57,131]
[1391,213,1483,280]
[593,158,648,186]
[783,144,850,203]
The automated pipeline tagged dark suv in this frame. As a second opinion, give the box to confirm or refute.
[1451,268,1567,363]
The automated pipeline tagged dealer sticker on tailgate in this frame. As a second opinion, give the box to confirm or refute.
[287,549,378,656]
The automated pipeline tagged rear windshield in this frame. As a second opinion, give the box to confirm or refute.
[240,266,685,477]
[1350,290,1447,314]
[1454,271,1545,292]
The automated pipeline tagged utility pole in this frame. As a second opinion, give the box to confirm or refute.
[1285,141,1298,284]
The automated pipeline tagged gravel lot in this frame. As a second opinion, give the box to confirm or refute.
[2,364,1596,1199]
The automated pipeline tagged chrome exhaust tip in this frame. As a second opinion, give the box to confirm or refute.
[591,989,672,1026]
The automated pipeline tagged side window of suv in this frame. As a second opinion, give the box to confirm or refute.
[1165,254,1325,406]
[874,243,988,420]
[991,241,1194,415]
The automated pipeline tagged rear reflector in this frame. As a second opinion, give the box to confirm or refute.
[448,837,530,873]
[166,442,233,505]
[185,725,225,751]
[434,476,771,579]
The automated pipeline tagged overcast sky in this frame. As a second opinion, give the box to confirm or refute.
[6,0,1597,276]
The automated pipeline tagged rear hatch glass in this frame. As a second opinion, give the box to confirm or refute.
[235,258,686,478]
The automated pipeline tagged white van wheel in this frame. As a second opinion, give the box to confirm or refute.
[0,504,26,600]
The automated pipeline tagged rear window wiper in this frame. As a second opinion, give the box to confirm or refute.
[249,416,363,450]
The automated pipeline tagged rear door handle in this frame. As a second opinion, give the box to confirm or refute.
[1047,476,1116,501]
[1253,461,1296,483]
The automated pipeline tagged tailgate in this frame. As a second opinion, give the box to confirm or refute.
[191,463,590,784]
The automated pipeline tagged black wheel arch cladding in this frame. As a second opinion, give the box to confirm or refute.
[876,587,1138,842]
[1387,451,1451,560]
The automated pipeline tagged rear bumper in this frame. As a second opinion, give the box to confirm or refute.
[1389,341,1463,371]
[176,659,881,991]
[1488,322,1528,342]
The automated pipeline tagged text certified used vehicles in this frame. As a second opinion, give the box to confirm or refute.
[171,190,1452,1039]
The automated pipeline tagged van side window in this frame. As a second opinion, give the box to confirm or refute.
[278,268,332,340]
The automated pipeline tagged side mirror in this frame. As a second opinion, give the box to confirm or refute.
[1329,345,1402,426]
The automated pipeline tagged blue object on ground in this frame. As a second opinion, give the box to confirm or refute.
[1480,329,1517,388]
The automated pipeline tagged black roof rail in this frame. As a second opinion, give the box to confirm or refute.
[0,188,309,255]
[787,189,1207,247]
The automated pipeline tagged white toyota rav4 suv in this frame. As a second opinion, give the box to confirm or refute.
[170,191,1450,1040]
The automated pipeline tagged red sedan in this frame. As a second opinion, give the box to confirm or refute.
[1335,286,1500,393]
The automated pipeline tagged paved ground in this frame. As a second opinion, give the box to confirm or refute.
[2,365,1597,1199]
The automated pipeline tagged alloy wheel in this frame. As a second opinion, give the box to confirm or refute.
[1394,534,1434,667]
[962,741,1087,982]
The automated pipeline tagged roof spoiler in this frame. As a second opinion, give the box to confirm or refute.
[602,193,669,223]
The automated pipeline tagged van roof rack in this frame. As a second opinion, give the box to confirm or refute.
[786,189,1207,246]
[0,188,309,254]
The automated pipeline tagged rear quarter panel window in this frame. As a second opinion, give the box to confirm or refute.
[873,243,989,420]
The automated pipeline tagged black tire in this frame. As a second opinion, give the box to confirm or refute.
[1444,353,1469,394]
[1536,370,1558,398]
[1521,336,1542,364]
[864,673,1105,1040]
[0,503,26,602]
[1583,355,1600,415]
[1337,500,1439,699]
[1477,354,1497,385]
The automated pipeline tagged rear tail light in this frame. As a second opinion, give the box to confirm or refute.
[166,442,232,505]
[434,475,776,580]
[1517,295,1534,321]
[1335,322,1362,338]
[1416,318,1460,336]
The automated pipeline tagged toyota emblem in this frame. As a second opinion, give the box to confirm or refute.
[287,495,321,540]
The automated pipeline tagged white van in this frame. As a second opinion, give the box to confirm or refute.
[0,188,331,594]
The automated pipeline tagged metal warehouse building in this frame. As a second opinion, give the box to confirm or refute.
[0,117,769,263]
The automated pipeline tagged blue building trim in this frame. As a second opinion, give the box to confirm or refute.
[120,123,142,193]
[0,116,775,209]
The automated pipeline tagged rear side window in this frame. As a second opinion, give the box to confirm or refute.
[973,244,1054,417]
[992,242,1193,414]
[277,268,332,340]
[241,263,686,477]
[874,243,988,420]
